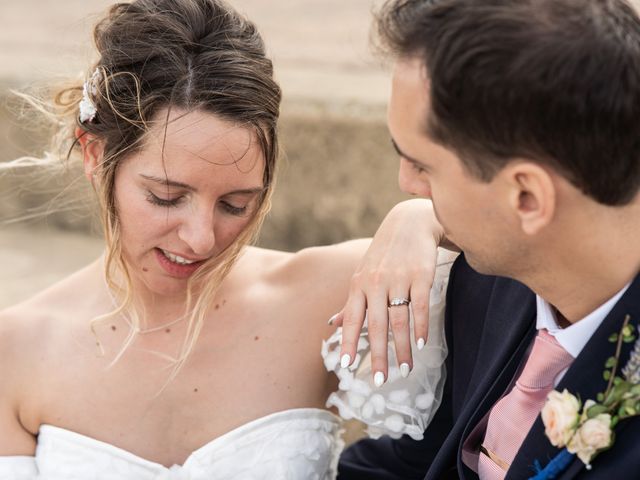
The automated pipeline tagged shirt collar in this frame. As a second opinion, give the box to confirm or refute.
[536,283,631,358]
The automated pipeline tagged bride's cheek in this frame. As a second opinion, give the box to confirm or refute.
[219,219,250,248]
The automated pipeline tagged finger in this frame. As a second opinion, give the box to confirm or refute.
[339,289,366,369]
[367,291,390,387]
[388,297,412,377]
[328,311,344,327]
[410,279,432,350]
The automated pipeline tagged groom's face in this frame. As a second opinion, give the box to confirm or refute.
[388,58,514,274]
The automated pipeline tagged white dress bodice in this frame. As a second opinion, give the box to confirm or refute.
[0,409,342,480]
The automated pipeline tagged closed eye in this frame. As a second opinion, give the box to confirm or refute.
[146,191,184,208]
[220,200,249,216]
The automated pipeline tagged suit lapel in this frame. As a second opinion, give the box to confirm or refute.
[455,277,537,477]
[462,278,537,403]
[507,273,640,479]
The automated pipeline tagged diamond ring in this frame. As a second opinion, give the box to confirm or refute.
[388,297,410,307]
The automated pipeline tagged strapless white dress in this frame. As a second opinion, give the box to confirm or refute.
[0,249,456,480]
[0,409,343,480]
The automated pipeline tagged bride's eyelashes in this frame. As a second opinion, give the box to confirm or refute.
[220,200,249,216]
[146,190,183,208]
[145,190,249,217]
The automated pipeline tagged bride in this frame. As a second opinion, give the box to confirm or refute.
[0,0,453,478]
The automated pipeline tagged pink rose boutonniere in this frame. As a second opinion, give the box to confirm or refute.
[541,390,581,448]
[532,315,640,479]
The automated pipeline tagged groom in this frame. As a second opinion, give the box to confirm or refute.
[339,0,640,478]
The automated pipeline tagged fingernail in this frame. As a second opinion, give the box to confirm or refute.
[328,314,338,325]
[417,338,425,350]
[400,363,410,378]
[374,371,385,387]
[340,353,351,369]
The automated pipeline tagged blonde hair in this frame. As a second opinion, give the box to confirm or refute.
[9,0,281,380]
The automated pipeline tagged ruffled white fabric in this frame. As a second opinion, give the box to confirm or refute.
[322,248,457,440]
[0,409,343,480]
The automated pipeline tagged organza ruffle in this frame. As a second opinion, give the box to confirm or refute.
[322,249,457,440]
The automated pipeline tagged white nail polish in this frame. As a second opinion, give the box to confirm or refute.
[340,354,351,369]
[400,363,410,378]
[374,371,385,387]
[417,338,426,350]
[328,314,338,325]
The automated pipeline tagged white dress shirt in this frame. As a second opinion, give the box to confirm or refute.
[535,282,631,384]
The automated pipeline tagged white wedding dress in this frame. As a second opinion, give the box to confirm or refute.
[0,250,456,480]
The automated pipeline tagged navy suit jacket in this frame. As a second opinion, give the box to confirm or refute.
[339,254,640,479]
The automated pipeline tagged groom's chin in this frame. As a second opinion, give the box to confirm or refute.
[463,252,507,278]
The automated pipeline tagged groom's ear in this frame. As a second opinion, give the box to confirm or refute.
[502,161,556,236]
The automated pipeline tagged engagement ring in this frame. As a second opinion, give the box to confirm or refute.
[388,297,410,307]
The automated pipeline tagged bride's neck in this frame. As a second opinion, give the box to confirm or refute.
[103,272,200,332]
[133,285,202,330]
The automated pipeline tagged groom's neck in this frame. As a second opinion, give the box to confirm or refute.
[523,197,640,324]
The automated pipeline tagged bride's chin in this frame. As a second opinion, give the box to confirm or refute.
[129,270,188,298]
[150,278,190,297]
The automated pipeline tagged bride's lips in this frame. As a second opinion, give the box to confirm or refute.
[154,248,207,278]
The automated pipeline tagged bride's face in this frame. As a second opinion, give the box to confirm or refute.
[113,108,265,298]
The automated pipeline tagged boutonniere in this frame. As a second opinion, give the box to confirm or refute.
[530,315,640,479]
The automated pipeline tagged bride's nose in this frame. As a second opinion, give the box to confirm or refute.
[177,207,216,257]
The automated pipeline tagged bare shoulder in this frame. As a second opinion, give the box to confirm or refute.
[0,261,101,453]
[0,288,67,362]
[0,302,49,453]
[236,246,294,275]
[235,241,371,325]
[0,260,103,359]
[244,240,371,289]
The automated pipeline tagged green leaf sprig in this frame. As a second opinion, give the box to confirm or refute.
[595,315,639,428]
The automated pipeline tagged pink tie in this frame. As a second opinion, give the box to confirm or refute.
[478,330,574,480]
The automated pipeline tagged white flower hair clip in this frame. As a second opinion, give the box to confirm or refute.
[79,68,102,124]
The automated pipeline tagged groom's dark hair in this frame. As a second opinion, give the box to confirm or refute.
[377,0,640,205]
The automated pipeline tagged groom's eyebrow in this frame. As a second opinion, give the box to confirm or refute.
[390,138,429,170]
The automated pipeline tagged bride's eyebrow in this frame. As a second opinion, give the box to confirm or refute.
[140,174,196,192]
[140,174,266,196]
[224,187,267,196]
